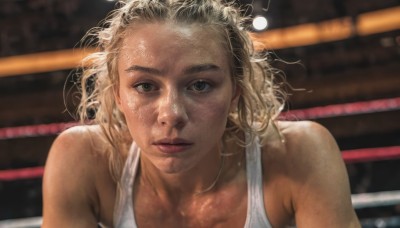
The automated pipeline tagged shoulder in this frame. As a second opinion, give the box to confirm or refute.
[261,121,360,227]
[262,120,343,183]
[279,121,344,176]
[262,120,340,163]
[279,120,337,151]
[51,124,106,151]
[44,124,110,191]
[45,125,109,174]
[42,125,110,226]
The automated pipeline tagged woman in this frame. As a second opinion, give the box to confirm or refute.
[42,0,360,227]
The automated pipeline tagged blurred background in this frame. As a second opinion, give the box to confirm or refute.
[0,0,399,227]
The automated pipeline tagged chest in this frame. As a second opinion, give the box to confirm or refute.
[134,185,248,228]
[98,153,295,227]
[98,183,293,228]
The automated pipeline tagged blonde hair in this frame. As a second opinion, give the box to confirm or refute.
[77,0,285,182]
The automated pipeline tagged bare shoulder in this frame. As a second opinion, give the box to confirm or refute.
[262,121,339,163]
[266,120,344,186]
[277,120,349,177]
[278,120,338,152]
[262,121,360,227]
[42,125,109,227]
[49,125,108,159]
[45,125,109,176]
[261,121,340,164]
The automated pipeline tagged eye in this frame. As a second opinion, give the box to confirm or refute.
[188,80,212,93]
[134,82,157,93]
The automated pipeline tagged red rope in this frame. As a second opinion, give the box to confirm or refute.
[342,146,400,164]
[1,97,399,140]
[0,122,78,140]
[0,167,44,181]
[281,97,400,120]
[0,146,399,181]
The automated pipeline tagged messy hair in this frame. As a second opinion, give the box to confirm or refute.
[77,0,285,181]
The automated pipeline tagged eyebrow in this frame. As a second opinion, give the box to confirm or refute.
[124,64,221,75]
[125,65,162,75]
[183,64,221,74]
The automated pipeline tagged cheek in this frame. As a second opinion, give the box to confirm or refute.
[120,94,154,128]
[193,96,231,126]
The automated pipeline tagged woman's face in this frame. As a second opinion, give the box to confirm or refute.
[116,22,238,174]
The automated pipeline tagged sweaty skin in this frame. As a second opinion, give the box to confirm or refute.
[115,22,237,184]
[42,22,360,227]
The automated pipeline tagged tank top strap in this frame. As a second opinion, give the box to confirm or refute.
[244,135,273,228]
[114,142,140,228]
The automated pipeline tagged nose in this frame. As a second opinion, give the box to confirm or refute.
[157,90,188,129]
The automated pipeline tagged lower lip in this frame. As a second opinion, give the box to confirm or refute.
[155,144,193,154]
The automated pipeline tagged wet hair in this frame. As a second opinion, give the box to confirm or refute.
[77,0,285,181]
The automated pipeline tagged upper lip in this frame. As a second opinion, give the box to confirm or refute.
[153,138,193,145]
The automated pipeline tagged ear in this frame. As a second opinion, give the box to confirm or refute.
[230,84,241,113]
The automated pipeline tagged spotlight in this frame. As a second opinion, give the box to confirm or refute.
[252,15,268,31]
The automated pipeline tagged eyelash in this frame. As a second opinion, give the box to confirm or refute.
[187,80,212,93]
[132,80,213,94]
[133,82,158,93]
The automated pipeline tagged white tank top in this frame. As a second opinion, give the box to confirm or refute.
[114,137,272,228]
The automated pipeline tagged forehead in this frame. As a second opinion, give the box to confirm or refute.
[118,22,230,71]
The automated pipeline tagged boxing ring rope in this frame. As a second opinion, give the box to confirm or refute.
[1,97,399,140]
[0,216,42,228]
[342,146,400,164]
[0,167,44,181]
[0,122,78,140]
[280,97,400,120]
[352,190,400,209]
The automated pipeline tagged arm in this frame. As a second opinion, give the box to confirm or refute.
[42,127,99,227]
[284,121,360,227]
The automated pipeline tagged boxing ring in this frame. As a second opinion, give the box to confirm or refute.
[0,6,399,226]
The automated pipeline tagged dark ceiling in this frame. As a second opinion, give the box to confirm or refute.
[0,0,399,224]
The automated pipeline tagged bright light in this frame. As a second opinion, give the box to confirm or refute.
[252,16,268,31]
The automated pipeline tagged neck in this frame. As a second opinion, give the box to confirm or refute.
[138,143,244,202]
[139,148,222,199]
